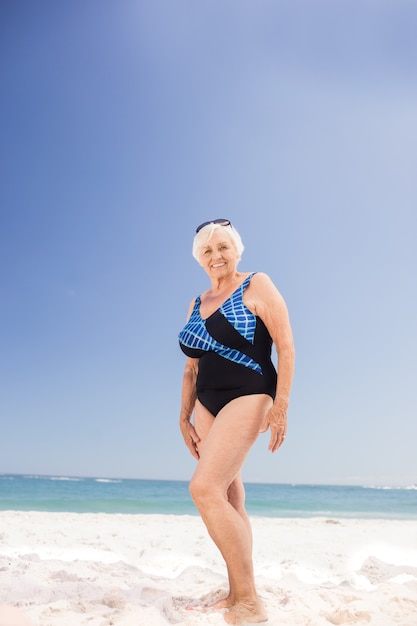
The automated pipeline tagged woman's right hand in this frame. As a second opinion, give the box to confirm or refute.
[180,418,201,460]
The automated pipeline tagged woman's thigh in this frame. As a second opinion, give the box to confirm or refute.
[193,394,273,490]
[194,399,215,448]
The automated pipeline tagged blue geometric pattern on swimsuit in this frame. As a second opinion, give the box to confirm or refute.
[178,273,263,374]
[178,301,214,351]
[219,274,256,344]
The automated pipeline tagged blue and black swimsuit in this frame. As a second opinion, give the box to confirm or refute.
[178,273,277,416]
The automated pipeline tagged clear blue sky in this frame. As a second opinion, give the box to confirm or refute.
[1,1,416,486]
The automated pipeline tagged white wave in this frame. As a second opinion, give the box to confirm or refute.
[49,477,83,482]
[365,484,417,491]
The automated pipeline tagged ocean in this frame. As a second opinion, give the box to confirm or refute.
[1,475,416,520]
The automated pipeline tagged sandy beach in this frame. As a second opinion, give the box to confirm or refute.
[0,511,416,625]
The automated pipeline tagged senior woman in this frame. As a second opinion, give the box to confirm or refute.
[178,219,295,625]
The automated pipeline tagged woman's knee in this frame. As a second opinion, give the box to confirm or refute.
[189,475,207,505]
[189,474,221,508]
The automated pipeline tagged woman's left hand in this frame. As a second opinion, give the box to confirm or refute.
[259,401,288,453]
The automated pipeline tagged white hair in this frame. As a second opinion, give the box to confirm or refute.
[192,222,244,263]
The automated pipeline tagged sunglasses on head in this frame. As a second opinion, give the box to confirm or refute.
[195,219,232,234]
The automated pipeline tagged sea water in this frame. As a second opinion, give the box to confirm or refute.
[1,475,416,519]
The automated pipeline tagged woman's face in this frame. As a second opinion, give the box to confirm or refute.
[198,229,239,278]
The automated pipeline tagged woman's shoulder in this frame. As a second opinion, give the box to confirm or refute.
[250,271,268,279]
[250,271,274,287]
[249,272,283,300]
[184,296,199,320]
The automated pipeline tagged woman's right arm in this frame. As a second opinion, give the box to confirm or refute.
[179,357,201,459]
[179,297,201,459]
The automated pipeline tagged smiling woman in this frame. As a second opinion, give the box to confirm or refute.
[177,219,295,624]
[192,220,244,262]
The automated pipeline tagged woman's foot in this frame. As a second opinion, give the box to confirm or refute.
[213,594,234,610]
[223,600,268,624]
[185,589,234,612]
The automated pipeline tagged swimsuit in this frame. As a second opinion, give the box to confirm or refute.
[178,273,277,416]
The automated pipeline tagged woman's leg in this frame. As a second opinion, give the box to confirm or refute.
[193,402,253,611]
[210,474,253,610]
[191,394,272,624]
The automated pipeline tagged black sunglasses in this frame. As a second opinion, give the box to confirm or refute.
[195,219,232,234]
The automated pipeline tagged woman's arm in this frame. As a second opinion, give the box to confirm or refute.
[179,357,201,459]
[247,272,295,452]
[179,299,201,459]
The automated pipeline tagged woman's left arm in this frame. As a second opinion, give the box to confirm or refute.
[249,272,295,452]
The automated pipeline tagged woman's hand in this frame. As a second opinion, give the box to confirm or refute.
[180,418,201,460]
[259,400,288,453]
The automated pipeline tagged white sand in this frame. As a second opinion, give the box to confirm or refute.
[1,511,417,626]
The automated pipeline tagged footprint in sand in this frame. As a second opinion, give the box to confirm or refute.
[324,608,371,625]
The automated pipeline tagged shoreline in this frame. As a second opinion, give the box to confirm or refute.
[2,475,416,520]
[1,511,417,625]
[1,503,416,521]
